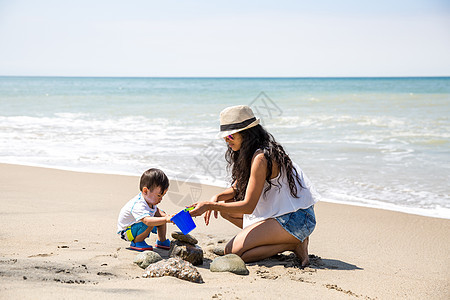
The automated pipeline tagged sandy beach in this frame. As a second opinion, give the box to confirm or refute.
[0,163,448,299]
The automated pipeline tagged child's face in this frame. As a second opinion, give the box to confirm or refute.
[142,186,167,206]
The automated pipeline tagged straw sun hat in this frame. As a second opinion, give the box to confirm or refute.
[218,105,260,138]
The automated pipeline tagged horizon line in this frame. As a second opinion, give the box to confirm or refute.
[1,75,449,79]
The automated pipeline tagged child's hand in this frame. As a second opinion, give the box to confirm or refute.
[165,215,174,223]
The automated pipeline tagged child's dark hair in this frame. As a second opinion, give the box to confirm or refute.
[140,168,169,192]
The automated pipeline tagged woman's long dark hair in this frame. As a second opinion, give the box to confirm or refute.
[225,124,304,201]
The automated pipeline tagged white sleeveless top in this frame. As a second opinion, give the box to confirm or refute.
[242,162,320,228]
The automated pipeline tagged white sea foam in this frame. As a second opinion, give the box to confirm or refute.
[320,195,450,219]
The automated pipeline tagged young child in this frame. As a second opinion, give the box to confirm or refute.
[117,168,172,251]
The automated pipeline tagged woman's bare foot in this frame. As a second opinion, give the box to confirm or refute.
[293,236,309,267]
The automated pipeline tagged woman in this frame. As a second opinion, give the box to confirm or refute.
[190,105,319,266]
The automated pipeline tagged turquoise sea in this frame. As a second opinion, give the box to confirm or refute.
[0,76,449,218]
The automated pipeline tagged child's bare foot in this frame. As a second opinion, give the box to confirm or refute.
[293,236,309,267]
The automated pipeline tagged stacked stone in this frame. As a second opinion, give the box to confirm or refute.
[137,231,249,282]
[168,231,203,266]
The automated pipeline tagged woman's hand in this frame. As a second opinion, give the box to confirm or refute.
[204,195,220,226]
[189,201,211,218]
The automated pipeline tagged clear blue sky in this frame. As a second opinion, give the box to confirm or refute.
[0,0,449,77]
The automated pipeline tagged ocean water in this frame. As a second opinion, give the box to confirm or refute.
[0,76,449,219]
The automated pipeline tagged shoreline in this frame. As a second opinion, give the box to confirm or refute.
[0,163,449,299]
[0,161,447,220]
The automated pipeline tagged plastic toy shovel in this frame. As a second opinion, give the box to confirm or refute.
[170,207,196,235]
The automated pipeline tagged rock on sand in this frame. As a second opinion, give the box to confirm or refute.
[134,251,163,269]
[143,257,203,283]
[210,254,249,275]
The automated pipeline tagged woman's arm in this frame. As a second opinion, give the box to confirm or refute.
[213,186,236,202]
[191,153,267,216]
[203,186,236,225]
[210,187,236,202]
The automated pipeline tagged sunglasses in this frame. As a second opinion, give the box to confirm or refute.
[225,134,234,141]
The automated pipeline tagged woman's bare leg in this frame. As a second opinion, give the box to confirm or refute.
[224,218,308,263]
[293,236,310,266]
[240,243,297,262]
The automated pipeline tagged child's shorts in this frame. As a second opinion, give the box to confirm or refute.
[274,205,316,242]
[119,222,156,242]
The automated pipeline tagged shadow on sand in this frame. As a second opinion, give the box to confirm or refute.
[154,246,362,272]
[249,253,363,271]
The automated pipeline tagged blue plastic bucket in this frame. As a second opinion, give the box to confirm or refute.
[171,209,196,235]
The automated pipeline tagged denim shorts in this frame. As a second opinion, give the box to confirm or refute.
[275,205,316,242]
